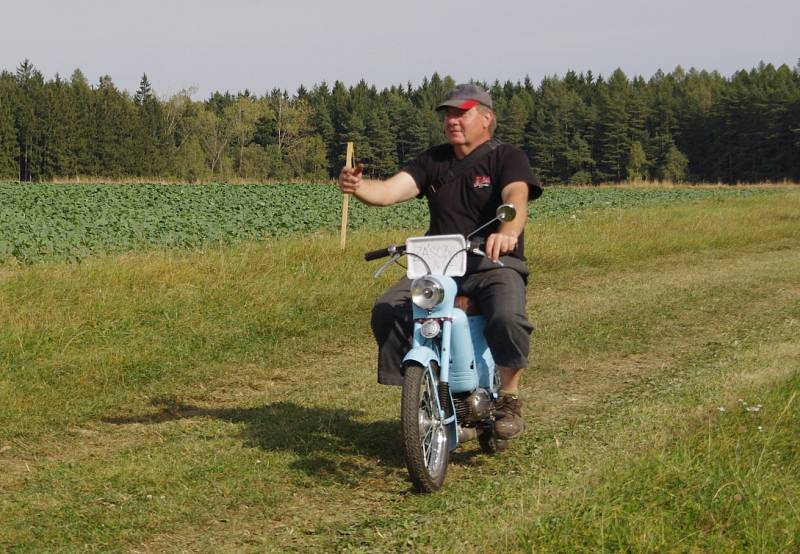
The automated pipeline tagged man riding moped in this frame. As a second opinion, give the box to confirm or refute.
[338,83,542,442]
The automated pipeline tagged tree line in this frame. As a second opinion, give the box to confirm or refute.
[1,59,798,184]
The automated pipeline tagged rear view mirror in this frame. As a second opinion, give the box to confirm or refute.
[496,203,516,222]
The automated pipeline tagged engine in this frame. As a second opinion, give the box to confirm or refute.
[453,388,493,424]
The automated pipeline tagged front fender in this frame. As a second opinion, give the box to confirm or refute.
[402,346,440,372]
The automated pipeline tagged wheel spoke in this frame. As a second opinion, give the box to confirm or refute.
[422,378,433,412]
[422,425,434,467]
[426,371,441,471]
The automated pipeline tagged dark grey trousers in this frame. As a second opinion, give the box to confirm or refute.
[370,266,534,386]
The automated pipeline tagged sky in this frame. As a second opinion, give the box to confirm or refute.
[1,0,798,100]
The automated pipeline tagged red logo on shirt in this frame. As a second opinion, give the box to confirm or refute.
[473,175,491,188]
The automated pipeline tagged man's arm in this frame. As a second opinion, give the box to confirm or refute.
[485,181,529,262]
[338,166,420,207]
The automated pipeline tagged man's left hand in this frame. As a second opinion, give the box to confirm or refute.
[485,232,518,262]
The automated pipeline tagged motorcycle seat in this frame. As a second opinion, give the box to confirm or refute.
[454,295,481,315]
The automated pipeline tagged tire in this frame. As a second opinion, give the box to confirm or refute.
[401,362,449,492]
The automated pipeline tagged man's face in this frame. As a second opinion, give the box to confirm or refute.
[442,106,492,146]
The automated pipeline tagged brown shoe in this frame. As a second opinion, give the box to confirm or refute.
[494,392,524,440]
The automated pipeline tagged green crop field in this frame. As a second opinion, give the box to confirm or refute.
[1,185,798,552]
[0,180,785,264]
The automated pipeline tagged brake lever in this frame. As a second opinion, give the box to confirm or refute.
[470,247,504,267]
[374,254,402,278]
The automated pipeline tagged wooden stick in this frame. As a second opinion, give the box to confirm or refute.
[340,142,354,250]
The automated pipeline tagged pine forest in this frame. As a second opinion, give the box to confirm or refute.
[1,59,799,184]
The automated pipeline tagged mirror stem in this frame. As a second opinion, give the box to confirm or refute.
[467,217,499,240]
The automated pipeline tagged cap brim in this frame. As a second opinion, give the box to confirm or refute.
[435,99,480,111]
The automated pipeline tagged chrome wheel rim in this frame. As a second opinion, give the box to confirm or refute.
[418,368,447,476]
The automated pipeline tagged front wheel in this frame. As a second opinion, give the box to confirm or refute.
[401,362,449,492]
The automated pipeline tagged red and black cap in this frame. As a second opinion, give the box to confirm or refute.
[436,83,493,111]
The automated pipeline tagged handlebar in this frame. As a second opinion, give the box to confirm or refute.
[364,238,487,263]
[363,236,501,276]
[364,245,406,261]
[364,248,390,261]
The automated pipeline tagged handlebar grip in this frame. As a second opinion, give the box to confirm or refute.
[364,248,391,261]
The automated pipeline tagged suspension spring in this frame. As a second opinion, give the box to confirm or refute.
[438,381,452,418]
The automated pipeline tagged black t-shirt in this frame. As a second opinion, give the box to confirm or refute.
[402,141,542,262]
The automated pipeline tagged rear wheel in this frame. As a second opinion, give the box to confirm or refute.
[401,362,449,492]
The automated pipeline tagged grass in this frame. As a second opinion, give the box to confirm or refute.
[1,190,799,551]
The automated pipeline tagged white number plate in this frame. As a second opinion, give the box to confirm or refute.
[405,235,466,278]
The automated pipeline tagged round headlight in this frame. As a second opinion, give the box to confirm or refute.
[411,277,445,310]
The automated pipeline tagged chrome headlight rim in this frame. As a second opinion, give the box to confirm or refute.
[419,318,442,339]
[410,276,445,311]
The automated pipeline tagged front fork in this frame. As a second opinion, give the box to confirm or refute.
[404,312,488,450]
[403,322,457,449]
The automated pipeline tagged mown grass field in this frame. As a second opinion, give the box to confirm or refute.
[1,187,799,552]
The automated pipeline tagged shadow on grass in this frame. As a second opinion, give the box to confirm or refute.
[103,398,406,485]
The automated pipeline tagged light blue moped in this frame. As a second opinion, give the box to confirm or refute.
[364,204,517,492]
